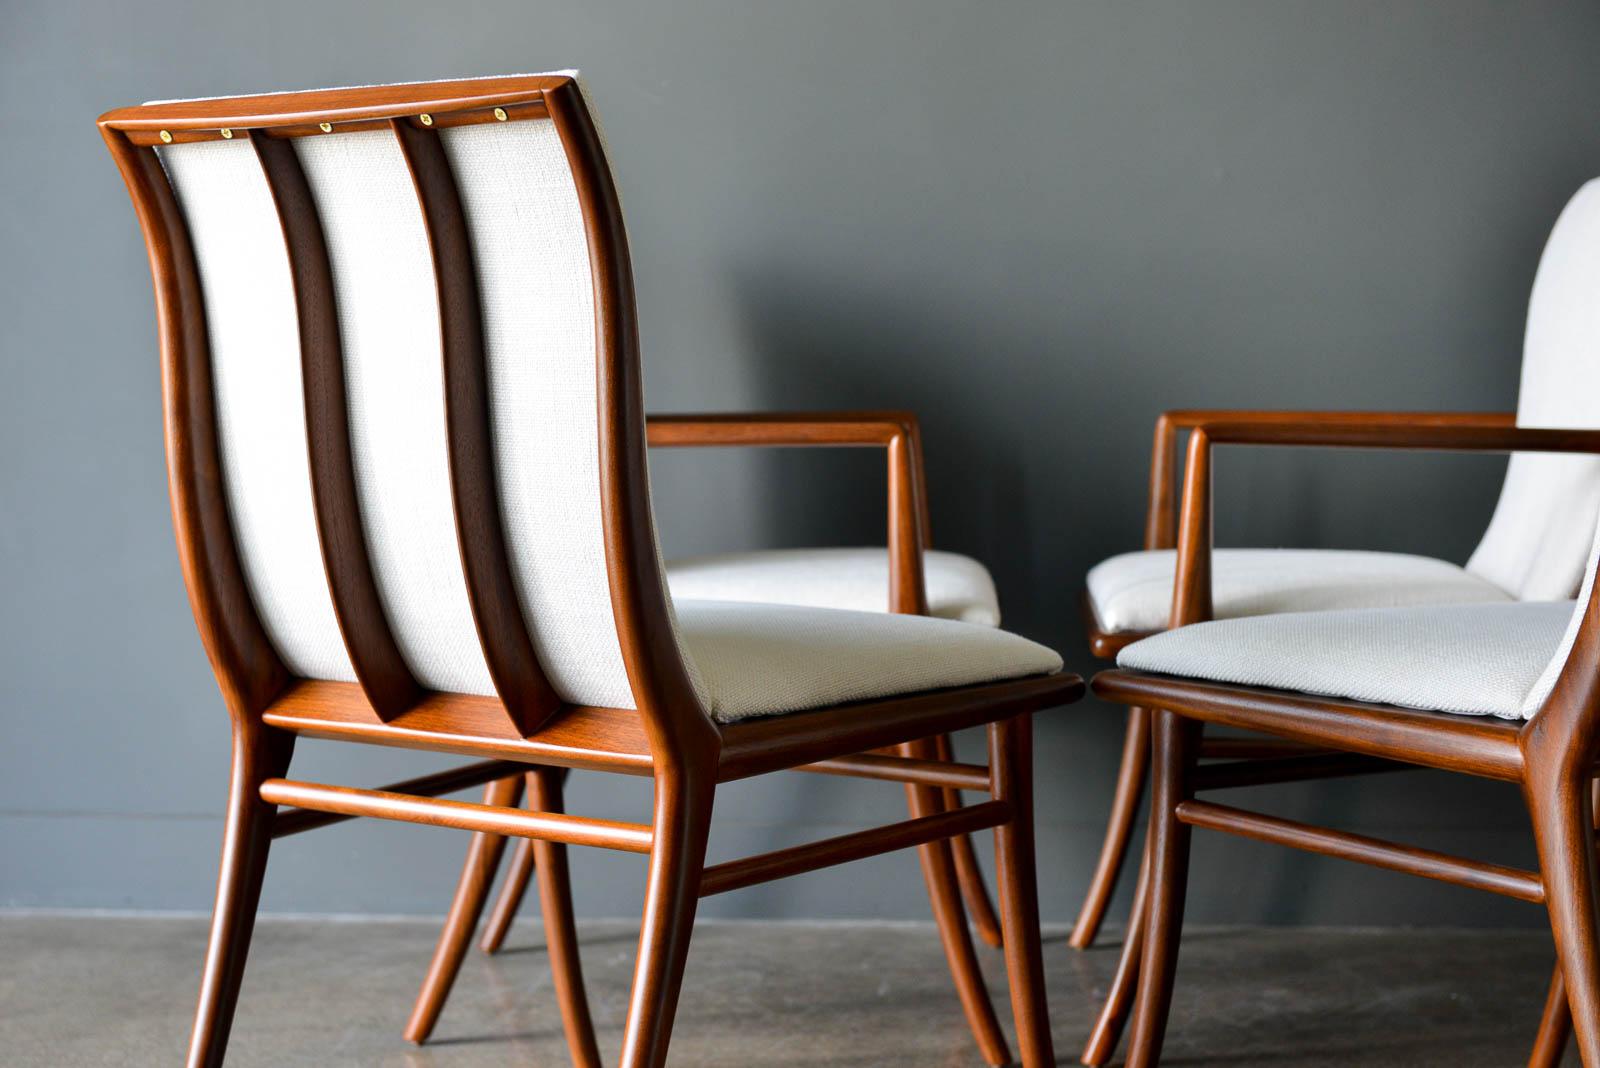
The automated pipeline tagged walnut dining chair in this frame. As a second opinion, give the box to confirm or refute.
[1068,178,1600,956]
[98,72,1083,1068]
[1090,412,1600,1066]
[410,409,1016,1049]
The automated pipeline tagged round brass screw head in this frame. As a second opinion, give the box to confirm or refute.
[493,107,508,122]
[318,121,332,133]
[158,130,172,144]
[419,113,433,126]
[219,128,233,139]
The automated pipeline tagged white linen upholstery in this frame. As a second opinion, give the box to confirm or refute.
[1468,179,1600,601]
[1087,548,1512,635]
[665,548,1002,627]
[158,76,668,709]
[675,600,1061,723]
[1117,601,1574,720]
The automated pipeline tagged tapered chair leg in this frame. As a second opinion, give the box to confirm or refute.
[1529,968,1571,1068]
[1081,827,1153,1066]
[989,713,1056,1068]
[901,739,1012,1065]
[187,724,294,1068]
[1071,705,1151,950]
[618,768,715,1068]
[935,732,1005,948]
[480,834,535,953]
[404,776,524,1045]
[528,768,603,1068]
[1124,710,1199,1068]
[1528,769,1600,1068]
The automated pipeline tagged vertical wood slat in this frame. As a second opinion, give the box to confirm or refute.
[251,133,422,720]
[104,133,290,716]
[391,118,564,735]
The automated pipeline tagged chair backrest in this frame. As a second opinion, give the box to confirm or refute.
[1468,179,1600,601]
[99,74,705,736]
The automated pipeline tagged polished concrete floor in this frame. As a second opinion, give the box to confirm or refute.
[0,913,1577,1066]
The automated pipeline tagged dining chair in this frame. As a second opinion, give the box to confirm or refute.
[1070,178,1600,958]
[1087,409,1600,1066]
[410,410,1014,1047]
[98,72,1083,1068]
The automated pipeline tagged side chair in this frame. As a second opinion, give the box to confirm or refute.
[411,409,1016,1048]
[98,72,1082,1068]
[1094,413,1600,1066]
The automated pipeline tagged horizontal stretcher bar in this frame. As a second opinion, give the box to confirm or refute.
[260,778,653,853]
[270,759,524,838]
[1176,799,1543,904]
[699,799,1013,898]
[796,752,991,791]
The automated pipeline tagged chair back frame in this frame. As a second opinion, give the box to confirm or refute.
[98,75,715,760]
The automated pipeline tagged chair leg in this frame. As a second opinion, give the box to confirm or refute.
[1071,705,1151,950]
[1528,767,1600,1067]
[1530,968,1572,1068]
[989,712,1056,1068]
[528,768,603,1068]
[901,739,1013,1066]
[1081,824,1153,1066]
[618,767,715,1068]
[480,835,535,954]
[1124,709,1200,1068]
[935,732,1004,948]
[404,775,524,1045]
[186,723,294,1068]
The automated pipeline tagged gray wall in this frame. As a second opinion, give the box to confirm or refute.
[5,0,1600,926]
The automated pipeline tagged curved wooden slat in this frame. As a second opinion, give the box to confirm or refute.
[252,133,420,719]
[390,118,563,735]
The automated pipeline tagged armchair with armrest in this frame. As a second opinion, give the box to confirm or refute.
[1089,413,1600,1066]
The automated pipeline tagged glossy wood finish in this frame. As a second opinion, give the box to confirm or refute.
[102,75,1079,1068]
[404,777,522,1045]
[990,712,1056,1066]
[1090,409,1600,1067]
[529,768,603,1068]
[270,758,523,838]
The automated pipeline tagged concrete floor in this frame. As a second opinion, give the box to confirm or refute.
[0,914,1577,1066]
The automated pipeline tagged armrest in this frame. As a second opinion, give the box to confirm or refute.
[1143,410,1517,549]
[645,411,930,614]
[1168,416,1600,629]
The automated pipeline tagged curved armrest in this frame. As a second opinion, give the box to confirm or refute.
[1143,410,1517,549]
[645,411,930,614]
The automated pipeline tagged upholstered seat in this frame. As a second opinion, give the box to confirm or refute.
[667,548,1002,627]
[1117,600,1576,720]
[1086,548,1513,636]
[674,599,1057,723]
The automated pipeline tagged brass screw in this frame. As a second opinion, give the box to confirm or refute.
[419,113,433,126]
[219,128,233,139]
[493,107,508,122]
[319,121,332,133]
[158,130,172,144]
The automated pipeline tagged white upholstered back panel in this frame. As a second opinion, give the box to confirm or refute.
[158,100,645,708]
[160,140,356,682]
[1468,180,1600,601]
[438,120,633,708]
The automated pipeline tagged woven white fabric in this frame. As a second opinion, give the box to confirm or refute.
[1468,179,1600,601]
[1118,601,1574,720]
[438,119,645,708]
[665,548,1002,627]
[159,140,355,682]
[674,600,1061,723]
[1521,510,1600,715]
[294,131,494,696]
[1087,548,1511,635]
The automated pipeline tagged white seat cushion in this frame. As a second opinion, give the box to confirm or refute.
[666,548,1002,627]
[674,600,1061,723]
[1087,548,1513,635]
[1117,601,1576,720]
